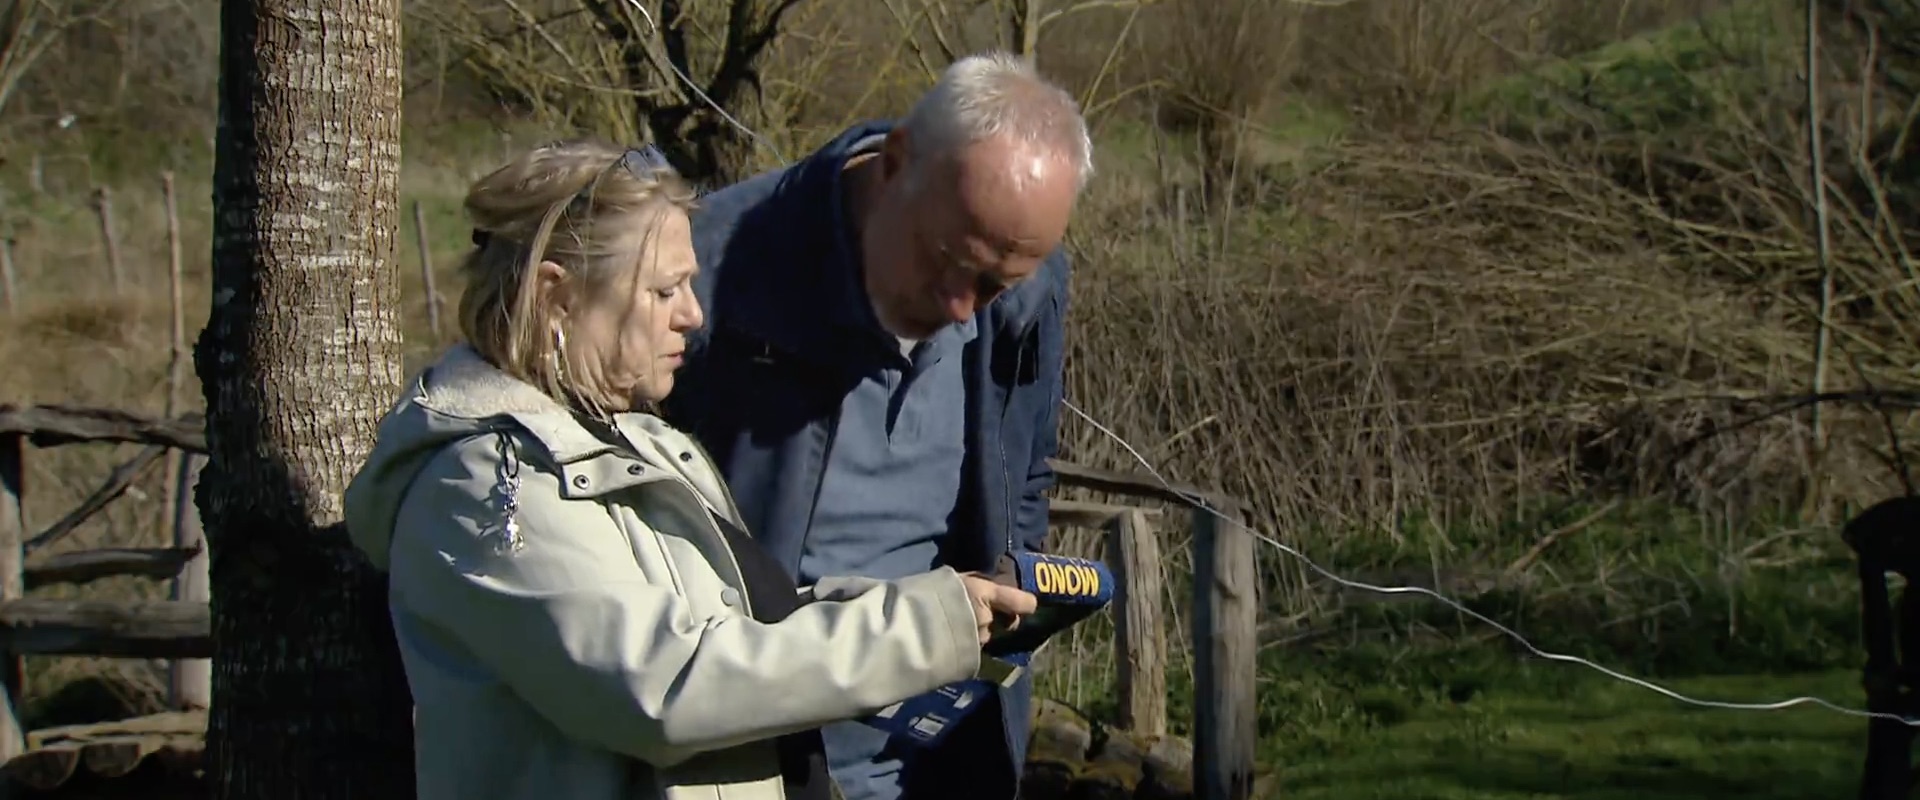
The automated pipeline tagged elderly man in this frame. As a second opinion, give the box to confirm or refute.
[660,52,1092,800]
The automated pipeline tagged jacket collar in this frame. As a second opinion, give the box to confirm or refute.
[410,344,619,464]
[410,346,711,471]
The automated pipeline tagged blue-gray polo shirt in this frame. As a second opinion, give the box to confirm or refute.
[799,134,975,800]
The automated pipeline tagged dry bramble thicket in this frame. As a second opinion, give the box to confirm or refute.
[0,0,1913,725]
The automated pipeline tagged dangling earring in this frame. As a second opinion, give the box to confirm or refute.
[548,324,568,384]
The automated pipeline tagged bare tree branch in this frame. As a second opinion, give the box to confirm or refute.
[0,0,125,121]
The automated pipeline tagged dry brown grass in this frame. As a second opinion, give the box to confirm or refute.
[0,168,455,725]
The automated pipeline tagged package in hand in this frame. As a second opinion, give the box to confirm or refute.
[859,552,1115,747]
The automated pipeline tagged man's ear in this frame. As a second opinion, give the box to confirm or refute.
[534,260,572,318]
[880,128,911,182]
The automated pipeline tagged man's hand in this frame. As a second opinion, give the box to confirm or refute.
[959,573,1038,645]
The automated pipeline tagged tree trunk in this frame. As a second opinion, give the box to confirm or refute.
[197,0,414,797]
[650,92,765,187]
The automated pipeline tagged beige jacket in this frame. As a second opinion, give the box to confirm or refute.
[343,345,986,800]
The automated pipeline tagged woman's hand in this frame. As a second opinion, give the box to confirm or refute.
[959,573,1038,645]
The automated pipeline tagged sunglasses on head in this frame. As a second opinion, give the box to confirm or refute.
[471,143,677,248]
[577,143,675,202]
[614,143,673,175]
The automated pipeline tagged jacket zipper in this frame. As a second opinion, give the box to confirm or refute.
[998,315,1038,557]
[730,333,840,577]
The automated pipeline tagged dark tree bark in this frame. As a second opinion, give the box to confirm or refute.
[576,0,806,185]
[196,0,415,797]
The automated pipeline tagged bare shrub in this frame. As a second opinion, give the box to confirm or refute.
[1294,0,1737,130]
[2,0,217,146]
[1144,0,1302,194]
[415,0,818,183]
[1051,0,1919,623]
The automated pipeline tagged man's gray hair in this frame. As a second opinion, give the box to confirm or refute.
[899,52,1095,191]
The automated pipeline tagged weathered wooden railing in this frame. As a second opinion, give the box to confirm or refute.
[0,404,212,786]
[0,404,1259,800]
[1046,459,1259,800]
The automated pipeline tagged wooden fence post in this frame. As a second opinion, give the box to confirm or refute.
[0,433,27,760]
[0,238,17,314]
[1192,503,1257,800]
[92,186,124,292]
[413,201,440,339]
[1106,507,1167,736]
[168,454,210,711]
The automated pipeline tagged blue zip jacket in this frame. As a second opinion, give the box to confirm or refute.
[660,120,1069,798]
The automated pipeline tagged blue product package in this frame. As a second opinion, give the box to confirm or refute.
[860,553,1115,747]
[860,652,1031,748]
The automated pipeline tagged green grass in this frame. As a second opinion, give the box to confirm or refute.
[1043,623,1871,799]
[1277,668,1865,799]
[1040,495,1874,799]
[1458,0,1796,138]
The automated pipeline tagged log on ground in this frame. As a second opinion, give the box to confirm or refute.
[4,710,205,795]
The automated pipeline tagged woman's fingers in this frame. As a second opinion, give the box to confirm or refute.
[985,585,1038,618]
[959,574,1040,645]
[960,574,997,643]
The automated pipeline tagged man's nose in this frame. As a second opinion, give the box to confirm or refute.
[946,299,975,323]
[940,271,980,322]
[942,286,977,323]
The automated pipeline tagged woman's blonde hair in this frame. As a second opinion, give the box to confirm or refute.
[457,138,697,417]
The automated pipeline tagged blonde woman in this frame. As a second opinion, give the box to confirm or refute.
[342,140,1037,800]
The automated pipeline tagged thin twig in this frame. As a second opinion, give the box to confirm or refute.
[1803,0,1836,516]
